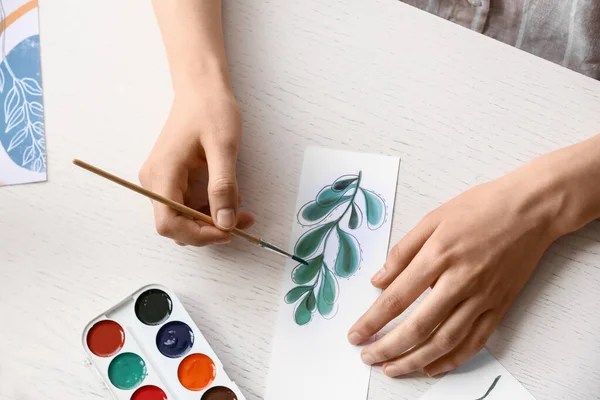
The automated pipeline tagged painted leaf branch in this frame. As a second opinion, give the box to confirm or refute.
[285,171,387,325]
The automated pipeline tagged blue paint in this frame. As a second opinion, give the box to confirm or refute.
[156,321,194,358]
[0,35,46,173]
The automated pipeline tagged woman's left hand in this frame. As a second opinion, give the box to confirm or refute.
[347,158,568,378]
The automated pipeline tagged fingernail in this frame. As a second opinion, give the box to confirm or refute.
[216,237,231,245]
[384,364,400,377]
[371,267,386,282]
[361,352,375,365]
[348,332,364,345]
[216,209,235,229]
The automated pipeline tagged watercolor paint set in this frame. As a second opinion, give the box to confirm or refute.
[82,284,245,400]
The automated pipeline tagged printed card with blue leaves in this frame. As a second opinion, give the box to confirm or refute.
[0,0,46,186]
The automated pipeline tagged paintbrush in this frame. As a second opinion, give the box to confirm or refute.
[72,159,308,266]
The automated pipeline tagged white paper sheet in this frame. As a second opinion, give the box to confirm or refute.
[419,349,537,400]
[265,147,400,400]
[0,0,47,186]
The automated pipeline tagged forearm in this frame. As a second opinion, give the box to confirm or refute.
[152,0,230,93]
[506,134,600,238]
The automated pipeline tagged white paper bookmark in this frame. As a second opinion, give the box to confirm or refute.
[419,349,537,400]
[265,147,400,400]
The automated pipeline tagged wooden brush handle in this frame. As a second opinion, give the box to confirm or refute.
[72,159,261,244]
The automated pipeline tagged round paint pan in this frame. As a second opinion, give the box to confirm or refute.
[156,321,194,358]
[135,289,173,326]
[177,353,216,391]
[201,386,238,400]
[108,352,147,390]
[86,320,125,357]
[131,385,167,400]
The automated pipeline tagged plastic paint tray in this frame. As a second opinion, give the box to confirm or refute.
[82,284,245,400]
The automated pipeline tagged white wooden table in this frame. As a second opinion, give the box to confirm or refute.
[2,0,600,399]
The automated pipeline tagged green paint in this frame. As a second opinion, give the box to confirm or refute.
[292,255,323,284]
[475,375,502,400]
[108,352,147,390]
[361,188,385,229]
[334,226,360,278]
[295,222,336,258]
[288,171,387,325]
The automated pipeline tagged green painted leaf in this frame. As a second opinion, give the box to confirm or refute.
[348,203,363,230]
[285,285,312,304]
[334,227,361,278]
[332,175,358,191]
[317,265,338,317]
[300,196,351,222]
[294,293,313,325]
[295,222,335,258]
[306,290,317,312]
[292,254,323,284]
[361,189,386,229]
[316,184,356,207]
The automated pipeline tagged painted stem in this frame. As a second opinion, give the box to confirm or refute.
[475,375,502,400]
[308,171,364,305]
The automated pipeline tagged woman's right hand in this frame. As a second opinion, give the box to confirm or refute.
[139,82,254,246]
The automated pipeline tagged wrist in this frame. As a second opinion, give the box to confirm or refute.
[508,136,600,240]
[171,56,232,97]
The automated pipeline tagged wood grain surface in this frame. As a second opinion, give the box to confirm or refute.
[1,0,600,399]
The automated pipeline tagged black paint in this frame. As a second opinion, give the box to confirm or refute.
[135,289,172,326]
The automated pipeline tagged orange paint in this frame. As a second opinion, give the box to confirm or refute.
[87,320,125,357]
[177,353,216,391]
[0,0,38,36]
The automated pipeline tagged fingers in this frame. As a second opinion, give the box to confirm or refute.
[423,309,499,377]
[348,236,443,345]
[378,298,485,377]
[372,215,438,288]
[360,277,467,366]
[174,212,254,247]
[147,167,231,246]
[236,211,255,230]
[204,139,240,230]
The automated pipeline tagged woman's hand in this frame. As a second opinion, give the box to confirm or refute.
[139,83,254,246]
[348,156,574,377]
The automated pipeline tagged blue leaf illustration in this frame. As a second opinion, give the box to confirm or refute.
[29,101,43,118]
[6,107,24,132]
[4,86,21,120]
[32,121,44,137]
[21,78,42,96]
[0,35,46,173]
[7,127,27,152]
[23,145,34,166]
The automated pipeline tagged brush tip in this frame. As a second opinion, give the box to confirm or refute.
[292,255,309,266]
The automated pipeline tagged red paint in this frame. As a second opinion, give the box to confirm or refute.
[86,320,125,357]
[131,385,167,400]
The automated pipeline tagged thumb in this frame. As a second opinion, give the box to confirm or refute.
[205,141,239,230]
